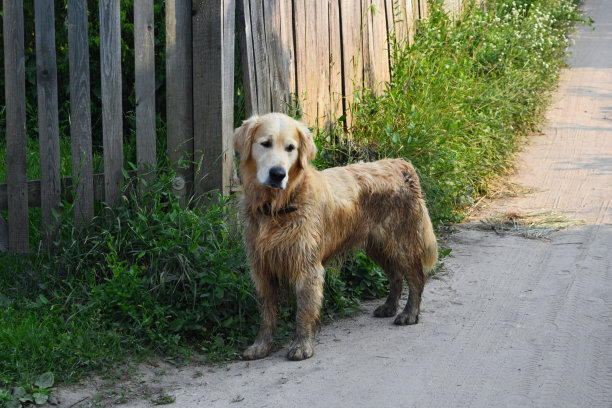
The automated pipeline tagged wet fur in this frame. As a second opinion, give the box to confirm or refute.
[234,113,438,361]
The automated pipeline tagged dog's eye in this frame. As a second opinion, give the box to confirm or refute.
[286,145,295,152]
[261,140,272,148]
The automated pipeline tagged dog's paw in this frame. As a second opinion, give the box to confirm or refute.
[373,303,397,318]
[287,339,314,361]
[393,312,418,325]
[243,341,273,360]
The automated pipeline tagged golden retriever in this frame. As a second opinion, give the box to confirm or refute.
[234,113,437,361]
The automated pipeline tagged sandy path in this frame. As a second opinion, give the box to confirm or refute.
[56,1,612,406]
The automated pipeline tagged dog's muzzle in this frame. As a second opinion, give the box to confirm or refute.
[266,166,287,189]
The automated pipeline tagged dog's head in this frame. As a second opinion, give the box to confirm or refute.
[233,113,316,190]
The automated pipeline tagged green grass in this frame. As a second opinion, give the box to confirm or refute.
[0,166,387,389]
[0,0,584,397]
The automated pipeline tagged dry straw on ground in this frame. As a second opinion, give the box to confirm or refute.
[475,210,584,240]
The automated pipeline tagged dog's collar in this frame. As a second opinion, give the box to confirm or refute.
[258,203,298,216]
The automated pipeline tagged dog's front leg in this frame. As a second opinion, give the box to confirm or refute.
[244,274,278,360]
[287,264,324,361]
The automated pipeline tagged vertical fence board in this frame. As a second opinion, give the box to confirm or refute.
[193,0,235,196]
[419,0,428,19]
[361,0,373,90]
[384,0,394,50]
[67,0,94,228]
[237,0,258,116]
[407,0,418,45]
[264,0,290,113]
[134,0,156,181]
[370,0,390,92]
[3,0,29,253]
[339,0,363,129]
[249,0,272,114]
[328,0,343,122]
[35,0,61,247]
[221,0,237,194]
[315,0,330,126]
[99,0,124,207]
[306,0,318,123]
[293,0,308,118]
[279,0,296,99]
[166,0,193,198]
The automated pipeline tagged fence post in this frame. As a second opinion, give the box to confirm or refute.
[99,0,124,208]
[192,0,235,197]
[68,0,94,229]
[3,0,29,253]
[237,0,258,116]
[134,0,157,183]
[166,0,193,200]
[35,0,61,248]
[67,0,95,228]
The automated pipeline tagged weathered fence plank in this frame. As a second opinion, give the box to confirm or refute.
[315,0,330,125]
[250,0,273,114]
[293,0,308,117]
[67,0,95,229]
[418,0,428,19]
[279,0,296,103]
[166,0,193,198]
[134,0,157,181]
[361,0,373,91]
[392,0,418,46]
[99,0,124,207]
[264,0,287,112]
[237,0,258,117]
[35,0,61,247]
[368,0,390,93]
[3,0,29,253]
[192,0,235,196]
[329,0,343,122]
[339,0,364,129]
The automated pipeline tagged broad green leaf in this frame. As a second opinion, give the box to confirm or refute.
[33,393,49,405]
[11,387,26,399]
[7,399,21,408]
[35,372,55,389]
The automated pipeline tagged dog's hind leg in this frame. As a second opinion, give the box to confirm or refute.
[244,274,279,360]
[287,263,325,361]
[366,245,403,318]
[373,269,402,318]
[394,258,427,325]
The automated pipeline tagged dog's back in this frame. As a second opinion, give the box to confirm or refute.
[319,159,436,270]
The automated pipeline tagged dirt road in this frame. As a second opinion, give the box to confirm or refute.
[57,1,612,406]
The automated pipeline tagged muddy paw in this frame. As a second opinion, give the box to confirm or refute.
[243,341,273,360]
[373,303,397,318]
[287,339,313,361]
[393,312,418,326]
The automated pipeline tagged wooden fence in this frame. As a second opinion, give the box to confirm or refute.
[1,0,464,253]
[238,0,463,126]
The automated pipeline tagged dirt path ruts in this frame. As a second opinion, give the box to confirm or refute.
[56,1,612,406]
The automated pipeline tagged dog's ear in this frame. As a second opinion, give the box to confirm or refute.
[233,115,260,160]
[296,121,317,168]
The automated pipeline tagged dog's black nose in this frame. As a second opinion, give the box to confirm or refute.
[269,167,286,182]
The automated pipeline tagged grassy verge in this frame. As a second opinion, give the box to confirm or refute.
[0,0,583,399]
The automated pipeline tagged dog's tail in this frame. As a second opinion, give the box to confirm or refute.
[420,200,438,272]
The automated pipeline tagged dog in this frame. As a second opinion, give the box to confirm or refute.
[233,113,438,361]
